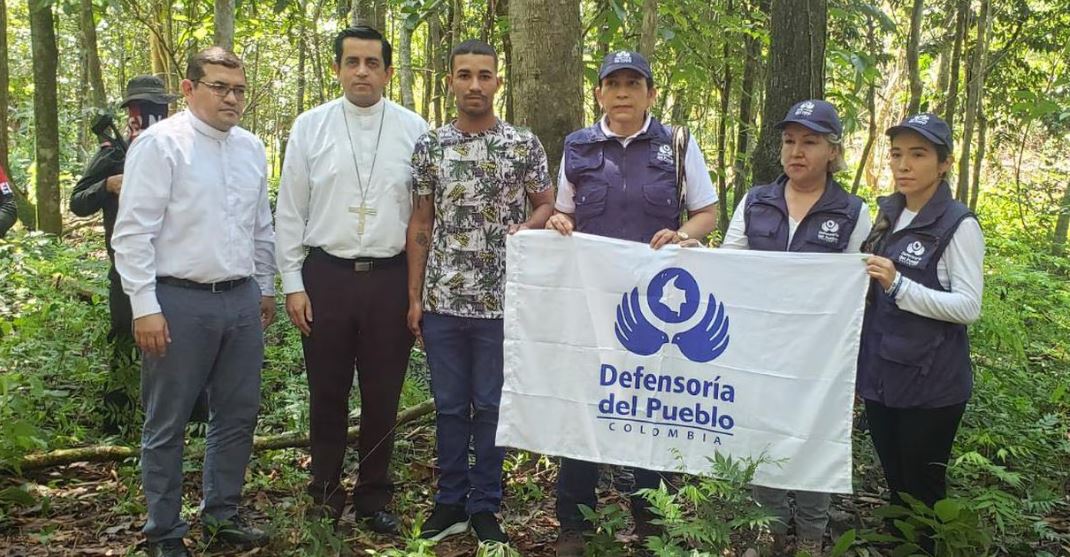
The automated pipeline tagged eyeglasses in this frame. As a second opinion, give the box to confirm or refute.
[194,80,247,100]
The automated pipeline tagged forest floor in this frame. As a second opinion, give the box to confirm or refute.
[0,420,904,557]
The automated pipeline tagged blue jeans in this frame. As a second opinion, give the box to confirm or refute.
[422,312,505,514]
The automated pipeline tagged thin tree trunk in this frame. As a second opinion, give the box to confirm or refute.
[852,13,879,196]
[398,17,416,111]
[509,0,584,179]
[591,0,609,119]
[852,81,878,195]
[1053,179,1070,257]
[422,23,433,121]
[716,9,733,235]
[0,0,9,172]
[29,0,61,235]
[750,0,827,185]
[351,0,386,31]
[214,0,235,51]
[905,0,924,113]
[11,400,435,473]
[80,0,107,108]
[480,0,496,41]
[639,0,657,60]
[731,22,761,209]
[943,0,967,130]
[933,34,952,116]
[430,13,444,126]
[956,0,989,204]
[498,0,513,123]
[969,110,986,211]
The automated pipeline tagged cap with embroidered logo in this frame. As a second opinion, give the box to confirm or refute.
[598,50,653,81]
[886,113,954,151]
[774,99,843,136]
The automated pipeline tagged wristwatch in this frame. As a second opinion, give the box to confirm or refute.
[677,231,690,242]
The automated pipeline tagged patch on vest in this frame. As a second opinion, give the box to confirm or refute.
[897,240,927,267]
[0,180,10,196]
[657,144,674,164]
[817,219,841,243]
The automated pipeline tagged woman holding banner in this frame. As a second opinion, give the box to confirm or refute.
[721,99,871,556]
[859,113,984,553]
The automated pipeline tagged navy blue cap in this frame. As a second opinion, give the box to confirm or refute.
[598,51,653,81]
[886,113,954,151]
[775,99,843,136]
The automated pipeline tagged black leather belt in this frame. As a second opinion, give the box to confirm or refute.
[309,247,406,272]
[157,276,250,293]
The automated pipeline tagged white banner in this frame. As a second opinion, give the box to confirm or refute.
[497,231,869,493]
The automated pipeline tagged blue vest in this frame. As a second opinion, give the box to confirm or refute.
[743,175,863,253]
[857,182,975,408]
[563,118,680,243]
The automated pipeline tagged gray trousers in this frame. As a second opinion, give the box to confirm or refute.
[140,281,263,542]
[752,486,830,541]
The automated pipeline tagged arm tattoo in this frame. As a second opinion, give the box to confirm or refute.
[415,231,430,248]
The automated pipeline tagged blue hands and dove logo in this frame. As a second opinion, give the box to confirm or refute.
[614,268,731,363]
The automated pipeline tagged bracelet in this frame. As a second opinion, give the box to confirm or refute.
[886,272,903,299]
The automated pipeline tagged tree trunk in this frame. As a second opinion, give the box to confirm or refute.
[1053,180,1070,257]
[79,0,107,108]
[10,399,435,473]
[905,0,924,113]
[509,0,583,179]
[956,0,989,204]
[398,17,416,111]
[498,0,514,123]
[0,0,10,173]
[942,0,967,130]
[731,24,761,210]
[932,35,952,116]
[749,0,827,185]
[969,110,986,211]
[716,11,733,235]
[852,81,877,195]
[430,13,444,126]
[638,0,657,60]
[591,0,609,119]
[214,0,235,51]
[351,0,386,31]
[29,0,61,235]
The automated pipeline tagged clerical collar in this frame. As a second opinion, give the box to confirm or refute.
[187,109,232,141]
[342,96,386,117]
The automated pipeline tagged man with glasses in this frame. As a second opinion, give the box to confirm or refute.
[112,47,276,557]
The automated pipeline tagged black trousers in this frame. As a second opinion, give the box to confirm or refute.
[556,458,672,529]
[301,254,413,515]
[864,400,967,509]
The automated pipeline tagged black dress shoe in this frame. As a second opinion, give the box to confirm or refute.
[202,513,268,548]
[359,509,400,534]
[145,538,191,557]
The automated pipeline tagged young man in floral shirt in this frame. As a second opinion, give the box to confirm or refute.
[406,39,553,544]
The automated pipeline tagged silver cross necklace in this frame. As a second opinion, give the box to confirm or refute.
[340,100,387,235]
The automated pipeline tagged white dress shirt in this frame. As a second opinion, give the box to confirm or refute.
[275,97,429,294]
[891,209,984,324]
[721,190,873,252]
[112,110,276,319]
[555,115,719,213]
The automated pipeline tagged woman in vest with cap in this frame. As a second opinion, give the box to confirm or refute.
[859,113,983,551]
[722,99,871,556]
